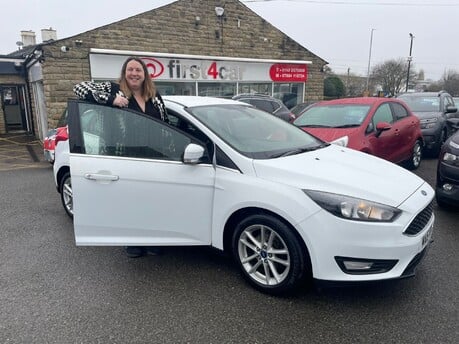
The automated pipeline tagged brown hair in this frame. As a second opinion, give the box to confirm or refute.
[118,56,156,100]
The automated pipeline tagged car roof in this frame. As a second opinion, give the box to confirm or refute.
[163,95,247,107]
[398,91,448,97]
[232,94,282,102]
[313,97,398,106]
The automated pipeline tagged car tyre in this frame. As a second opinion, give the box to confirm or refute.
[232,213,308,294]
[406,140,422,170]
[60,171,73,219]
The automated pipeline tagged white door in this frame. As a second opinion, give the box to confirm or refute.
[68,102,215,246]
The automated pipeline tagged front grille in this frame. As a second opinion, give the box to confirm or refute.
[404,201,434,236]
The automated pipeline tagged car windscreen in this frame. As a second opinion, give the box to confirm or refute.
[398,95,440,112]
[293,104,370,128]
[188,104,325,159]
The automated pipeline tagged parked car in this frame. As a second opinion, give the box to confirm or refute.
[293,97,424,170]
[397,91,458,155]
[43,109,68,163]
[232,93,295,122]
[436,128,459,208]
[53,132,71,218]
[61,96,434,294]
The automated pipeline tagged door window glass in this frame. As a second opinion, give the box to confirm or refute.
[373,103,394,124]
[391,102,409,120]
[78,103,192,161]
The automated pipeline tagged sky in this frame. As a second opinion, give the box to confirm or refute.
[1,0,458,81]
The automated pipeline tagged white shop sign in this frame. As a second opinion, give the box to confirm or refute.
[89,49,310,83]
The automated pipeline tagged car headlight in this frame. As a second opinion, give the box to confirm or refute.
[304,190,401,222]
[330,135,348,147]
[442,152,459,166]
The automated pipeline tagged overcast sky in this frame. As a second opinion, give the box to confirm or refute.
[1,0,458,81]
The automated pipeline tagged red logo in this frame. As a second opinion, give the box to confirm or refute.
[269,64,308,82]
[142,57,164,79]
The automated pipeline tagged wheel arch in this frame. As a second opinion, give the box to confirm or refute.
[222,206,312,275]
[56,165,70,193]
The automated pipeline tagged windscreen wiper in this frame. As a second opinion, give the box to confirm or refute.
[271,143,329,158]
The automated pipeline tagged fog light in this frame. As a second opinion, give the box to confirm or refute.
[335,256,398,274]
[442,183,453,191]
[343,261,373,270]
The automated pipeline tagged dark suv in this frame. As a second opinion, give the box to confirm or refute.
[397,91,458,155]
[232,94,295,122]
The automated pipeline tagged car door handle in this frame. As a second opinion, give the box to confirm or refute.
[84,173,119,181]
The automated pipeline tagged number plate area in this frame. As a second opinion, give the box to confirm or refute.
[421,224,434,248]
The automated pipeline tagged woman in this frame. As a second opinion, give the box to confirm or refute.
[73,56,167,258]
[73,56,168,122]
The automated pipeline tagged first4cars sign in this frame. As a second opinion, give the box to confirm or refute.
[89,52,310,83]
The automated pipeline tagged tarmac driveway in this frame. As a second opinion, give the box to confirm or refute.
[0,133,48,171]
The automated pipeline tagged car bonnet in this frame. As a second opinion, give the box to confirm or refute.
[251,144,425,207]
[302,127,361,143]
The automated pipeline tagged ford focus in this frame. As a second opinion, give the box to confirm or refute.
[65,96,435,294]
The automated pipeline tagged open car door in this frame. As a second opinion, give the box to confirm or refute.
[67,100,215,246]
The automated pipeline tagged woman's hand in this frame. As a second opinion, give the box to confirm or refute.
[113,95,129,108]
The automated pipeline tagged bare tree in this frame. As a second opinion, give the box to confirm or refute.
[370,58,417,96]
[441,69,459,96]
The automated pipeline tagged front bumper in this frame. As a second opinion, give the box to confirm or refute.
[296,184,435,282]
[436,161,459,206]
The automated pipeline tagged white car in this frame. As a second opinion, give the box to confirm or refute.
[61,96,434,294]
[53,134,72,218]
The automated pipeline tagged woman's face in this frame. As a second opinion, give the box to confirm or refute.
[125,60,145,91]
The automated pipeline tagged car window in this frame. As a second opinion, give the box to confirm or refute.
[373,103,394,124]
[398,95,440,112]
[391,102,409,120]
[188,104,323,159]
[56,109,68,127]
[444,95,453,109]
[293,104,369,127]
[269,100,282,113]
[77,103,193,162]
[250,99,275,113]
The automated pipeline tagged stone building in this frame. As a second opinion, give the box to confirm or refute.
[0,0,327,139]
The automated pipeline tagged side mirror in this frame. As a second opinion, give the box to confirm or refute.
[446,105,457,114]
[375,121,391,137]
[183,143,205,164]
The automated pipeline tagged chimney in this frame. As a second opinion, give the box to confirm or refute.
[41,28,57,42]
[21,30,36,46]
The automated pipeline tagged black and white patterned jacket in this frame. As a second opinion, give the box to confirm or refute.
[73,81,168,122]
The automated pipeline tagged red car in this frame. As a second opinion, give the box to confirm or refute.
[293,97,424,169]
[43,110,68,164]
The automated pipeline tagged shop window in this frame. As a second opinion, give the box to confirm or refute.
[198,82,236,98]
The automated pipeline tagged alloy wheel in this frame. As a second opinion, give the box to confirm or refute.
[237,224,291,287]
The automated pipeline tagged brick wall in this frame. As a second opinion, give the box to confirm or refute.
[40,0,326,127]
